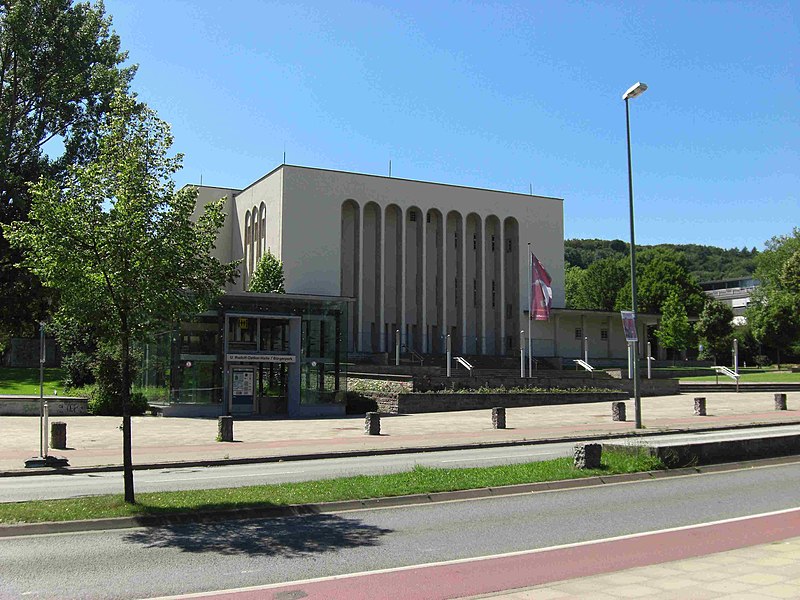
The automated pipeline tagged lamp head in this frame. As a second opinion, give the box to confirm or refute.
[623,82,648,101]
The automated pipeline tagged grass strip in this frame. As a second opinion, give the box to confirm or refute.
[0,367,68,396]
[0,450,663,524]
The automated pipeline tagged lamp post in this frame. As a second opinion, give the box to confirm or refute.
[623,81,647,429]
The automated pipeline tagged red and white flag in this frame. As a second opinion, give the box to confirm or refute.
[530,252,552,321]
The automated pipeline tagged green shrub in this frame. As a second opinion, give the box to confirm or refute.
[60,350,95,388]
[347,379,411,394]
[88,385,148,416]
[434,385,618,394]
[86,344,147,415]
[755,355,771,368]
[49,318,98,389]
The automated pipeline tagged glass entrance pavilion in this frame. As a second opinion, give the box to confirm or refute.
[136,293,350,417]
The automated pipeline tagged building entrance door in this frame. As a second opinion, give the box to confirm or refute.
[256,361,288,414]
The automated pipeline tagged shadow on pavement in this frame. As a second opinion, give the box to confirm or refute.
[123,513,393,557]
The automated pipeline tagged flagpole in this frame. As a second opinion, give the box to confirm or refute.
[527,243,532,378]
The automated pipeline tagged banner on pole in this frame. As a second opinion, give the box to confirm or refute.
[620,310,638,342]
[529,252,552,321]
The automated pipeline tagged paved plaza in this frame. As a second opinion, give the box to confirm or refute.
[2,390,798,473]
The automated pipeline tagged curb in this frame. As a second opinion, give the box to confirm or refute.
[3,419,800,478]
[2,455,798,538]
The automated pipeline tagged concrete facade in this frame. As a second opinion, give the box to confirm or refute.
[193,164,654,361]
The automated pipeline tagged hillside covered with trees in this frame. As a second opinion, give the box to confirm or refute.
[565,239,758,282]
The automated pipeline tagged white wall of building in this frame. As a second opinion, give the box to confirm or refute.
[195,166,660,358]
[190,185,240,270]
[229,170,284,291]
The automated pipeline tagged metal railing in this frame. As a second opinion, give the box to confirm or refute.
[573,359,594,373]
[454,356,474,375]
[402,345,425,366]
[714,365,740,392]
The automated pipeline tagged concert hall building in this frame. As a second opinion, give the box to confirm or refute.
[140,165,659,417]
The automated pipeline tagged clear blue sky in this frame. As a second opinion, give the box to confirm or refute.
[104,0,798,250]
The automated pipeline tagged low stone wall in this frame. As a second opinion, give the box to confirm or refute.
[0,396,88,416]
[157,403,223,418]
[606,434,800,468]
[413,375,612,392]
[613,378,681,397]
[412,375,678,397]
[378,391,628,414]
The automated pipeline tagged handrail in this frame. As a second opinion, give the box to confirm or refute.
[714,365,740,392]
[573,359,594,373]
[454,356,474,375]
[402,345,424,366]
[714,366,740,380]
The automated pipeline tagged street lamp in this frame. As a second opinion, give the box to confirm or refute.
[623,81,647,429]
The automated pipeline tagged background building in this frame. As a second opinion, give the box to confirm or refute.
[700,277,760,325]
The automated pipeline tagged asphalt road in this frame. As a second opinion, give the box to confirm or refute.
[0,442,574,502]
[1,460,799,599]
[4,424,800,502]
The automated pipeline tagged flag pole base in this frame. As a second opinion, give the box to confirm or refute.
[24,455,70,469]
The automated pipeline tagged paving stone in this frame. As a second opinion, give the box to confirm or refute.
[603,584,660,598]
[733,573,787,585]
[759,583,800,598]
[703,580,758,594]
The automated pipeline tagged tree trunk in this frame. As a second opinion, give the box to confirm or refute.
[121,328,135,504]
[777,348,781,371]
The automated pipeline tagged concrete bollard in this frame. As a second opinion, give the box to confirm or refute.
[217,416,234,442]
[612,401,626,422]
[492,407,506,429]
[775,393,788,411]
[365,412,381,435]
[50,421,67,450]
[694,397,707,416]
[574,443,602,469]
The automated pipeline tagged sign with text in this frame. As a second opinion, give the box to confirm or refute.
[227,353,296,364]
[620,311,638,342]
[232,369,254,396]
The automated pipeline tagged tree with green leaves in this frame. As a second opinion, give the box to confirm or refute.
[564,265,586,309]
[695,299,734,364]
[747,289,799,369]
[7,92,237,503]
[249,249,285,294]
[780,249,800,294]
[615,248,705,316]
[746,228,800,368]
[755,228,800,286]
[564,239,757,282]
[0,0,135,339]
[655,291,691,362]
[577,257,627,311]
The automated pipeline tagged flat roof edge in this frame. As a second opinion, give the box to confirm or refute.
[232,164,563,202]
[222,291,355,303]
